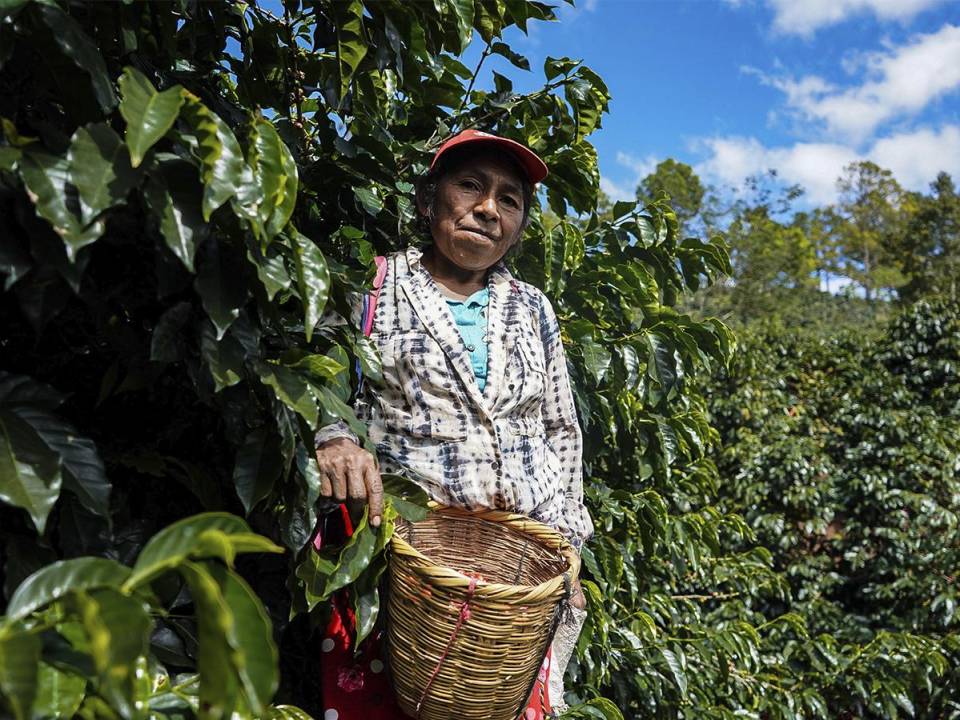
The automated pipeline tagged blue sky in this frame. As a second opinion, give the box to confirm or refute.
[462,0,960,207]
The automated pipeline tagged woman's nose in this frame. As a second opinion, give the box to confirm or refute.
[474,194,499,220]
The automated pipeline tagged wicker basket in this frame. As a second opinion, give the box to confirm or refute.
[386,505,579,720]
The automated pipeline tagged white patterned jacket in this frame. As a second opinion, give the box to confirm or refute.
[317,246,593,549]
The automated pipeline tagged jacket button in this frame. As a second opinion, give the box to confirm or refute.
[490,460,500,471]
[466,344,475,352]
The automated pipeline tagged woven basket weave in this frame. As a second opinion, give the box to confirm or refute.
[387,505,579,720]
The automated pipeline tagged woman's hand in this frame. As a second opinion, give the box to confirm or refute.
[315,437,384,527]
[570,576,587,610]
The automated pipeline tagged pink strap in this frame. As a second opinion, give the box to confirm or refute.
[416,576,479,715]
[363,255,388,337]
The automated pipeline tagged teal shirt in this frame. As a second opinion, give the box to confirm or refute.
[445,287,490,391]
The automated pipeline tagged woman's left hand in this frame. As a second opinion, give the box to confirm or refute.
[570,577,587,610]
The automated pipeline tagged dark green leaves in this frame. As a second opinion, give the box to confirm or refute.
[6,558,131,620]
[67,124,139,223]
[126,512,282,589]
[33,3,116,112]
[118,67,184,168]
[0,410,62,534]
[179,560,278,716]
[490,41,530,70]
[289,229,330,343]
[233,426,282,513]
[181,92,247,221]
[146,160,206,272]
[195,237,248,339]
[332,0,368,103]
[19,152,103,261]
[249,118,298,240]
[0,623,40,720]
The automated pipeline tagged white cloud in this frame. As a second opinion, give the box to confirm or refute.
[746,24,960,141]
[766,0,946,37]
[870,125,960,188]
[697,136,858,204]
[696,125,960,205]
[616,151,658,179]
[599,151,659,202]
[599,176,636,203]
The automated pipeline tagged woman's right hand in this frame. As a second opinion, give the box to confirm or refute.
[315,437,384,527]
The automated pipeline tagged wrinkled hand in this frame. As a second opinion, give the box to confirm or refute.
[570,576,587,610]
[315,437,383,527]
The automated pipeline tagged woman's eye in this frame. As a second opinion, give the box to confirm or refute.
[459,180,479,191]
[501,195,520,209]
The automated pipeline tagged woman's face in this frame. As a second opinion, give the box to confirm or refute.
[426,153,526,272]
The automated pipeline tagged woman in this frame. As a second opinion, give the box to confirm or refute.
[315,129,592,719]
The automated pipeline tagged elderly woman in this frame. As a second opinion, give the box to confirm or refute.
[314,129,592,719]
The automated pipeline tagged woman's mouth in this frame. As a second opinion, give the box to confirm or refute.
[459,227,497,242]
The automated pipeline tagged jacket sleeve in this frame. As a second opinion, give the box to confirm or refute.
[538,294,594,551]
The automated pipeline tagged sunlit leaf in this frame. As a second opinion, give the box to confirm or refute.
[118,66,184,168]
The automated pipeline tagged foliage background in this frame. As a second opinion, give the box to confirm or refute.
[0,1,957,719]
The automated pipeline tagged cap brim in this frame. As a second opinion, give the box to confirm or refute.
[431,133,548,184]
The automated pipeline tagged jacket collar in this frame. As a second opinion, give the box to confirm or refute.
[399,245,522,411]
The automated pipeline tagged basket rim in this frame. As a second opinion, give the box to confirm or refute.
[389,504,580,599]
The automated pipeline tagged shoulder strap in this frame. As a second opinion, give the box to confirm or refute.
[362,255,388,337]
[356,256,387,396]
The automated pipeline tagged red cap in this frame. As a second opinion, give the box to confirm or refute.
[429,129,548,184]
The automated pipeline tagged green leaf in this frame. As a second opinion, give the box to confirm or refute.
[200,321,245,392]
[332,0,368,103]
[284,354,347,382]
[352,559,387,646]
[580,337,612,384]
[353,186,383,216]
[68,588,151,717]
[257,362,319,428]
[446,0,474,52]
[67,124,139,224]
[194,237,247,339]
[249,118,298,240]
[297,507,378,608]
[574,698,624,720]
[7,406,110,521]
[32,663,86,720]
[0,372,109,519]
[181,92,246,220]
[490,41,529,70]
[34,3,116,112]
[381,473,430,522]
[316,385,367,441]
[126,512,282,590]
[145,160,206,272]
[233,427,282,514]
[348,333,383,386]
[544,56,580,81]
[118,67,184,168]
[0,622,40,720]
[289,230,329,343]
[660,647,688,698]
[19,152,103,262]
[178,561,278,715]
[246,240,291,301]
[0,409,62,534]
[6,558,131,620]
[645,331,678,396]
